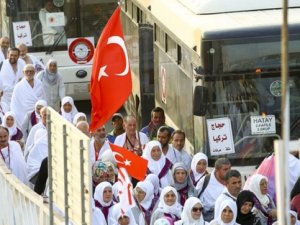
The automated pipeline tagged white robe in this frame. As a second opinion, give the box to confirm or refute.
[114,132,149,149]
[10,77,46,127]
[196,169,226,212]
[0,141,27,184]
[0,49,5,63]
[24,122,46,160]
[26,132,48,181]
[0,59,26,107]
[89,139,111,165]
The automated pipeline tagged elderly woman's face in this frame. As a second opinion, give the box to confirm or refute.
[259,178,268,195]
[48,63,57,73]
[151,146,161,161]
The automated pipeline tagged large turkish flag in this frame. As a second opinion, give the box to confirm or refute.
[90,6,132,132]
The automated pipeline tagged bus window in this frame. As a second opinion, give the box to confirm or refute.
[2,0,118,100]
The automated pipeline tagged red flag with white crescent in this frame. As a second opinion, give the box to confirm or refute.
[90,6,132,132]
[109,143,148,181]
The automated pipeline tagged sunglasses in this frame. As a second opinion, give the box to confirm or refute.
[192,207,203,212]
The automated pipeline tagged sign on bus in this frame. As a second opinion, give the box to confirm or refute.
[207,118,235,156]
[251,115,276,135]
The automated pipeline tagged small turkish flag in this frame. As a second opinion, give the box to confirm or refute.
[109,143,148,181]
[90,6,132,132]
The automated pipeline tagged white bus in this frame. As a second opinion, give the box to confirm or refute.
[121,0,300,175]
[0,0,118,100]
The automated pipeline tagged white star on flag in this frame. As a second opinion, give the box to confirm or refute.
[124,159,131,166]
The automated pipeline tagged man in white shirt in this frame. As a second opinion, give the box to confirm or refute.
[214,169,242,219]
[171,129,192,168]
[0,36,9,63]
[157,126,180,165]
[17,43,44,72]
[0,47,26,107]
[10,64,46,127]
[0,126,27,183]
[196,158,231,222]
[90,125,111,165]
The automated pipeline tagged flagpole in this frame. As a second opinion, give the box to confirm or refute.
[275,0,290,224]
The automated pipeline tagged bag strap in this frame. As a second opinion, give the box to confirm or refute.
[197,173,211,198]
[0,61,3,71]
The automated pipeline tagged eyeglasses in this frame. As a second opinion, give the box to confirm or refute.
[192,207,203,212]
[25,70,35,73]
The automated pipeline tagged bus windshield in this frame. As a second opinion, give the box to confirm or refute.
[204,33,300,74]
[8,0,117,51]
[204,72,300,166]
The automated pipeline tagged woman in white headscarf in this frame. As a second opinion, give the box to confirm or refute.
[94,181,114,225]
[247,174,276,225]
[146,173,161,205]
[72,112,87,125]
[21,99,47,141]
[150,186,182,225]
[209,200,238,225]
[134,180,156,225]
[142,140,172,188]
[2,111,23,143]
[189,152,208,188]
[110,203,137,225]
[175,197,208,225]
[60,96,78,123]
[36,59,65,111]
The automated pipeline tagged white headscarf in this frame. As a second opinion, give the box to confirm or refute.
[191,152,208,181]
[290,210,300,225]
[94,181,113,207]
[72,112,87,125]
[110,203,137,225]
[60,96,78,122]
[2,111,18,138]
[212,200,237,225]
[181,197,206,225]
[248,174,270,207]
[142,140,166,174]
[157,186,182,218]
[34,99,47,120]
[146,173,161,195]
[135,180,154,210]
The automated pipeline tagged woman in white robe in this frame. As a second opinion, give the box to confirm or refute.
[209,200,238,225]
[175,197,208,225]
[134,180,156,225]
[21,99,47,141]
[189,152,208,188]
[150,186,182,225]
[142,140,172,188]
[247,174,277,225]
[110,203,137,225]
[94,181,114,225]
[2,111,23,143]
[60,96,78,123]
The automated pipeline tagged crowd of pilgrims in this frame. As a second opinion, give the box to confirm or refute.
[1,36,300,225]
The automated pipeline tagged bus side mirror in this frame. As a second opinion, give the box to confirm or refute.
[193,86,208,116]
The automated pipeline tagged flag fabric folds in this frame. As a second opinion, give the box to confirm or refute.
[90,6,132,132]
[109,143,148,181]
